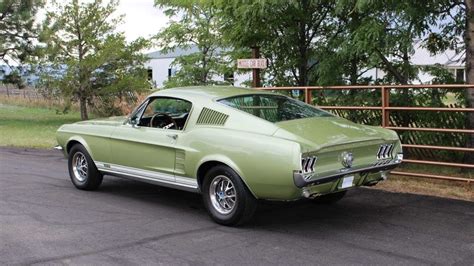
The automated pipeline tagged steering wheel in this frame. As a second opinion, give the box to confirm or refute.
[149,113,178,129]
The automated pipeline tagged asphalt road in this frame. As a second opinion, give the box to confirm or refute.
[1,147,473,265]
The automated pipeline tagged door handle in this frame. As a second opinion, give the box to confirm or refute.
[167,134,178,140]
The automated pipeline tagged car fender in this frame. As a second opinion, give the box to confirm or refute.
[196,154,258,198]
[66,136,95,159]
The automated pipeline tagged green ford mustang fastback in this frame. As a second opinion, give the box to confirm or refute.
[56,86,403,225]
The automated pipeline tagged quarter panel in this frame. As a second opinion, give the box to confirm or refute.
[179,128,302,200]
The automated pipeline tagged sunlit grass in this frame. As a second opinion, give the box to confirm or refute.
[0,94,78,112]
[0,104,82,148]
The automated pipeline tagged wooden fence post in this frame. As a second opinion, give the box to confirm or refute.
[305,87,312,104]
[381,86,390,127]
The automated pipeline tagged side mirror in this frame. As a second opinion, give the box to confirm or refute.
[129,117,139,128]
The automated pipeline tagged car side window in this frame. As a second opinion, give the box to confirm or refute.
[138,97,192,130]
[219,94,332,123]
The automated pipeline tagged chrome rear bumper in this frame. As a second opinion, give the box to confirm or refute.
[293,161,401,188]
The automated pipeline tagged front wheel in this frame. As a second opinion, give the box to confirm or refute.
[202,165,257,226]
[68,144,103,190]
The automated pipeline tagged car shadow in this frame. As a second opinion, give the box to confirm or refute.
[98,176,206,212]
[95,175,445,232]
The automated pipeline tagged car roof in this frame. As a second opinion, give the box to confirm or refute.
[150,86,277,100]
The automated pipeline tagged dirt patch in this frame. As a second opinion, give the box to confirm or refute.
[373,175,473,201]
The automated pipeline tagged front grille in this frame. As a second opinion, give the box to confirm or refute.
[301,156,317,173]
[376,144,394,159]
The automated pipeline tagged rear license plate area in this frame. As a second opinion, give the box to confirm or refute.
[339,175,354,189]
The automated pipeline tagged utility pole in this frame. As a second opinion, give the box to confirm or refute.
[251,46,261,88]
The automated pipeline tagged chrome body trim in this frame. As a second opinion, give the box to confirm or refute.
[95,161,199,193]
[293,160,402,188]
[53,145,63,151]
[53,145,67,157]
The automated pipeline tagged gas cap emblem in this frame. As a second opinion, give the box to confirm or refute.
[341,152,354,168]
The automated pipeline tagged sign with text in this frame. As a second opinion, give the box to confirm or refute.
[237,58,267,69]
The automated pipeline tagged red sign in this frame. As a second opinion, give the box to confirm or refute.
[237,58,267,69]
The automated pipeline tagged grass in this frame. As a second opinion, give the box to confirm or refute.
[375,175,473,201]
[374,163,473,201]
[0,91,143,149]
[0,94,78,112]
[0,104,82,149]
[396,163,473,179]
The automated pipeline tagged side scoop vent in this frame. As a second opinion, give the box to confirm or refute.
[196,107,228,126]
[175,149,186,174]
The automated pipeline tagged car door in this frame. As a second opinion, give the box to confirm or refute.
[106,96,192,180]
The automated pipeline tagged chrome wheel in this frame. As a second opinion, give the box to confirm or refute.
[209,175,237,215]
[72,152,88,182]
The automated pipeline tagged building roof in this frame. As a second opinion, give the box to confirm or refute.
[411,42,464,67]
[147,46,201,59]
[147,45,226,60]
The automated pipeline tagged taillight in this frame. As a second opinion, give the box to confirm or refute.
[376,144,393,159]
[301,156,317,173]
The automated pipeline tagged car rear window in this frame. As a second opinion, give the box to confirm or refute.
[218,94,333,123]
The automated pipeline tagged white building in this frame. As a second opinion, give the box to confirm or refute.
[145,46,251,88]
[145,44,465,88]
[412,45,465,83]
[363,44,465,84]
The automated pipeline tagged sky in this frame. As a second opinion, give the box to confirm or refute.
[38,0,170,52]
[115,0,169,44]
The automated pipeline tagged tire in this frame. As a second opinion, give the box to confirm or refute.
[202,165,257,226]
[68,144,103,190]
[311,191,346,204]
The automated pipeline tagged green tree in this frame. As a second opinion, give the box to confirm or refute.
[154,0,231,88]
[38,0,149,120]
[1,69,25,97]
[345,1,437,84]
[216,0,341,86]
[414,0,473,164]
[0,0,43,66]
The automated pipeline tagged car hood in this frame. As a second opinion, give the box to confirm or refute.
[75,116,127,126]
[273,117,396,152]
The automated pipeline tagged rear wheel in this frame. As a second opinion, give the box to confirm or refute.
[202,165,257,226]
[311,191,346,204]
[68,144,103,190]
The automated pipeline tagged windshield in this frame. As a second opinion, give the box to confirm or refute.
[218,94,333,123]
